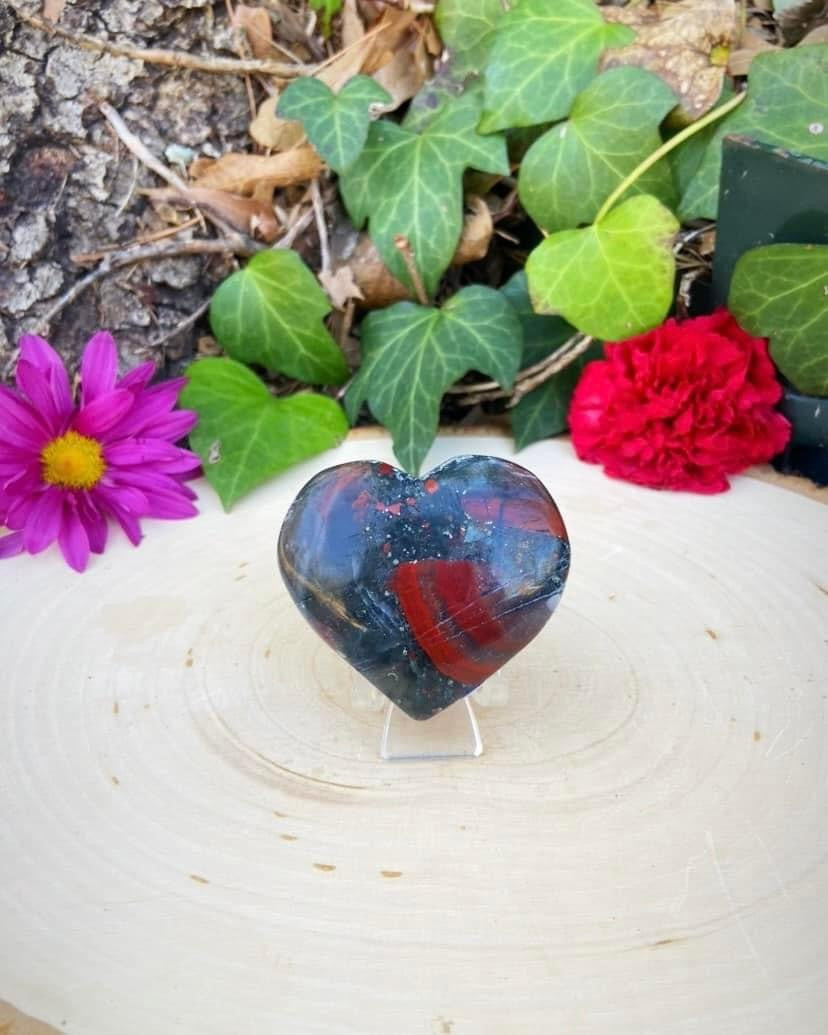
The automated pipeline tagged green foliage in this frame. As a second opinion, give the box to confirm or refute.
[512,345,603,450]
[679,45,828,219]
[193,3,826,498]
[309,0,342,37]
[479,0,634,132]
[729,243,828,396]
[525,195,679,340]
[501,272,575,366]
[209,251,347,385]
[434,0,505,74]
[181,359,349,509]
[278,75,391,173]
[519,67,677,232]
[500,272,603,449]
[345,286,522,473]
[339,92,508,296]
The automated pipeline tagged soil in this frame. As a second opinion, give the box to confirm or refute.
[0,0,255,380]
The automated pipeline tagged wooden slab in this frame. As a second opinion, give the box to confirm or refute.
[1,434,827,1034]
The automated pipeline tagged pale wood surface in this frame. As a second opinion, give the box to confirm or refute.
[1,434,827,1035]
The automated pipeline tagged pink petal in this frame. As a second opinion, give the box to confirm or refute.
[58,502,91,572]
[142,409,198,442]
[0,385,50,449]
[107,468,198,498]
[3,462,43,496]
[77,495,108,554]
[105,380,187,439]
[105,439,200,472]
[72,389,134,438]
[92,488,143,546]
[15,360,65,434]
[118,362,157,392]
[4,493,36,530]
[81,332,118,405]
[95,482,149,516]
[23,486,64,554]
[19,334,73,413]
[0,455,34,476]
[143,488,199,520]
[0,530,24,559]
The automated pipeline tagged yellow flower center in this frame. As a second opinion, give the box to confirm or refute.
[41,431,105,490]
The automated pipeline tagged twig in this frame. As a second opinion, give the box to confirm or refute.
[99,102,259,253]
[71,216,202,264]
[507,335,593,406]
[38,238,254,330]
[449,333,593,408]
[310,179,331,275]
[12,7,314,78]
[150,298,212,350]
[99,102,188,193]
[393,235,428,306]
[276,206,315,250]
[114,155,140,219]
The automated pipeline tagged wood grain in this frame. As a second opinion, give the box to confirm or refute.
[1,435,826,1034]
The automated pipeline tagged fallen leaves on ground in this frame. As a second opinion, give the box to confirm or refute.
[232,4,274,59]
[144,186,281,242]
[601,0,738,120]
[248,94,305,151]
[329,197,495,310]
[189,147,322,195]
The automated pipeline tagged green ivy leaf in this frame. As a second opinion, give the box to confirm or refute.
[435,0,505,74]
[339,93,508,296]
[209,250,347,385]
[500,271,575,365]
[345,285,522,473]
[525,194,679,340]
[669,84,734,200]
[679,45,828,220]
[479,0,634,132]
[309,0,342,36]
[518,67,677,232]
[512,343,604,450]
[277,75,391,173]
[729,243,828,396]
[500,272,601,449]
[181,358,349,510]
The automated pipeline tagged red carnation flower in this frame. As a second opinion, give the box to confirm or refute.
[568,309,791,494]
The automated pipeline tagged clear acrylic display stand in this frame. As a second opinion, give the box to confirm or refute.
[380,696,483,761]
[345,670,513,761]
[348,671,513,761]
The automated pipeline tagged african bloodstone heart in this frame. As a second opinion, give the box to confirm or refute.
[277,455,570,721]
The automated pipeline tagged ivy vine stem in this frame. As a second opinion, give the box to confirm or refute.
[594,89,748,224]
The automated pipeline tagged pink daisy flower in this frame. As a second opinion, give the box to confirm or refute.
[0,331,200,572]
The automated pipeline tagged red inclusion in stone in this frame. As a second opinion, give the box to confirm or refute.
[391,560,505,684]
[462,494,566,539]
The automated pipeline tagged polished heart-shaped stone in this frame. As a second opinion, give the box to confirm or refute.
[277,455,570,720]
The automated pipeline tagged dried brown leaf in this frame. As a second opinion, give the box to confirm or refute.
[338,198,495,308]
[145,186,281,242]
[776,0,828,45]
[452,197,493,265]
[601,0,738,119]
[190,147,322,194]
[42,0,66,22]
[800,23,828,44]
[342,0,365,49]
[319,265,365,309]
[727,28,778,76]
[249,94,305,150]
[232,5,274,59]
[371,31,431,108]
